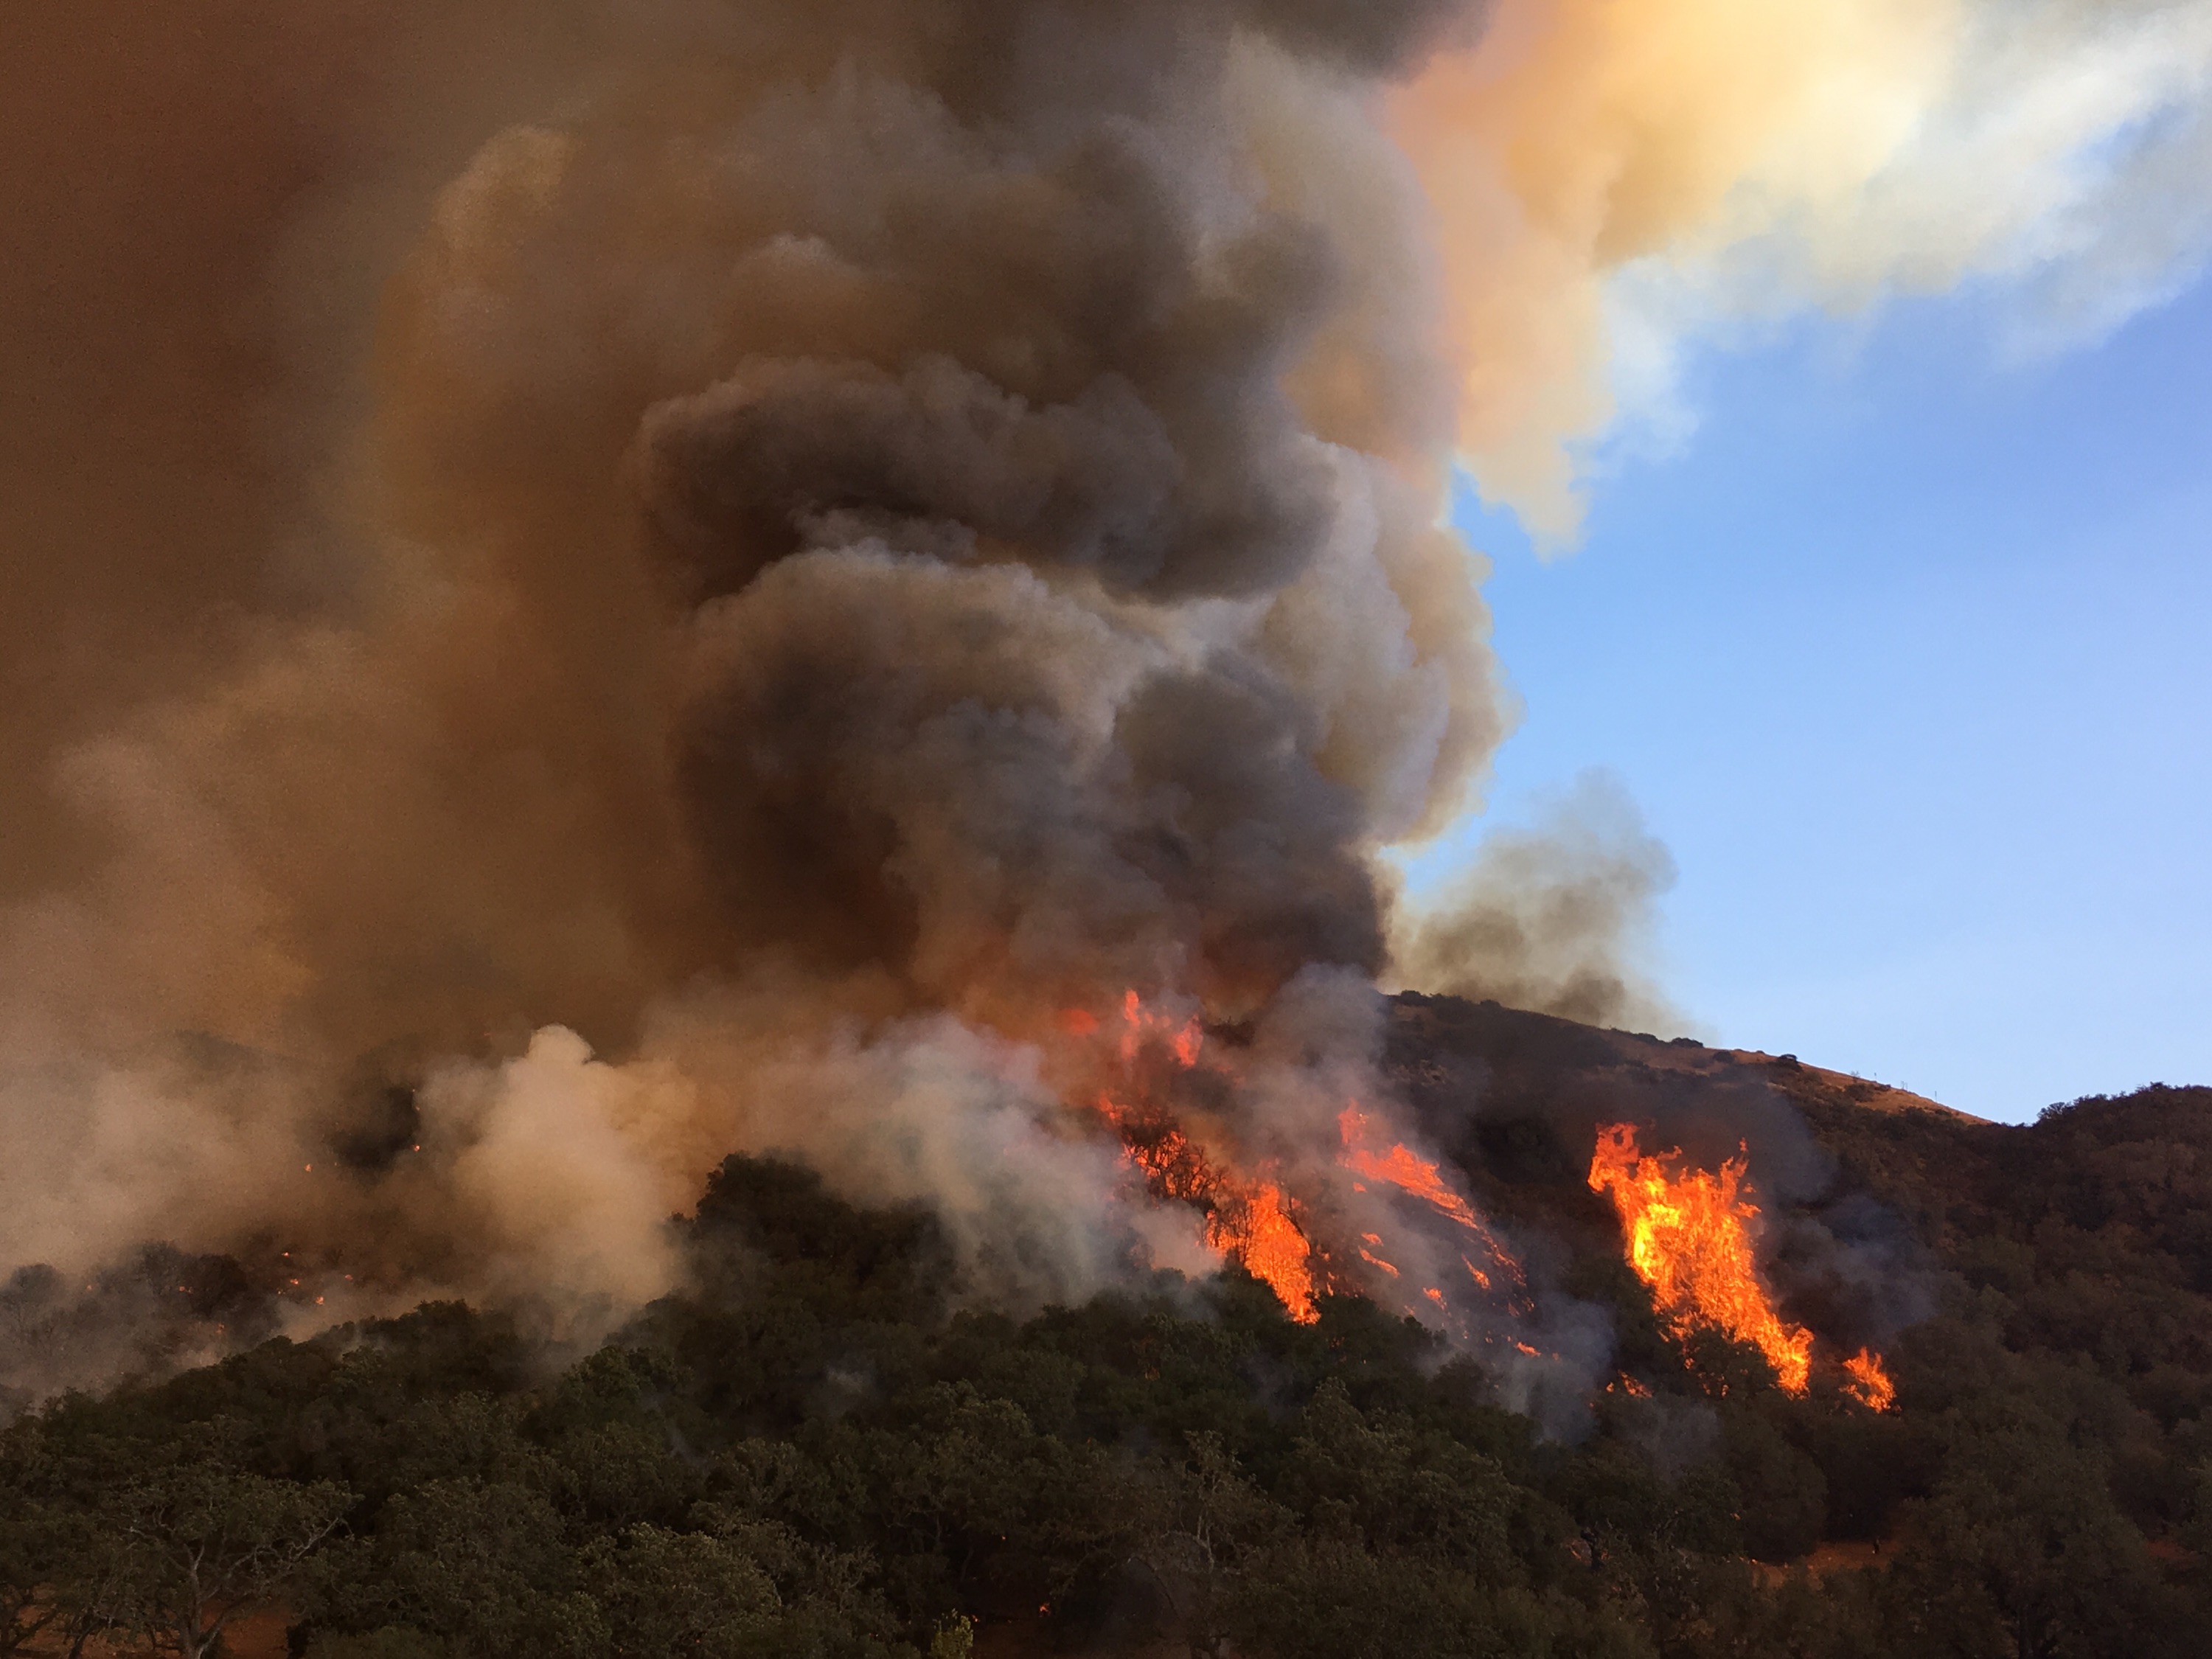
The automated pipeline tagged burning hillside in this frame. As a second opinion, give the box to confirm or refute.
[0,0,1750,1422]
[1587,1123,1893,1409]
[1060,990,1533,1341]
[1,987,1929,1422]
[0,0,2194,1468]
[9,1021,2212,1659]
[4,2,2210,1650]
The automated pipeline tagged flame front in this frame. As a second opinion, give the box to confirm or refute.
[1208,1182,1317,1322]
[1842,1346,1896,1411]
[1587,1123,1816,1395]
[1340,1105,1484,1228]
[1338,1103,1530,1315]
[1082,992,1321,1322]
[1071,995,1528,1332]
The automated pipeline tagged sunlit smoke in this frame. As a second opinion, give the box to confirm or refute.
[0,1,1512,1388]
[1399,0,2212,537]
[1388,770,1685,1034]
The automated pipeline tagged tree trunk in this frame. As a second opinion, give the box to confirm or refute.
[177,1599,226,1659]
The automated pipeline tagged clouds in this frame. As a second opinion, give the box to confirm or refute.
[1399,0,2212,536]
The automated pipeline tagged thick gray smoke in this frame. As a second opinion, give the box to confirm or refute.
[0,0,1653,1393]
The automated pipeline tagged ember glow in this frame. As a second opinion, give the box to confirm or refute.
[1587,1123,1818,1396]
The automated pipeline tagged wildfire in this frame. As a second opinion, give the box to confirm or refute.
[1587,1123,1816,1395]
[1074,1000,1891,1414]
[1070,992,1527,1338]
[1843,1347,1896,1411]
[1082,992,1321,1322]
[1208,1181,1317,1321]
[1340,1104,1528,1304]
[1587,1124,1895,1408]
[1117,988,1203,1067]
[1340,1105,1482,1227]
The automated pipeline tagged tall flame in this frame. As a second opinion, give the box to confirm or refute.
[1084,992,1320,1322]
[1842,1346,1896,1412]
[1208,1182,1317,1323]
[1587,1123,1816,1395]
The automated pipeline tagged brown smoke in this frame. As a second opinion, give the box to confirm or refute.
[27,0,2175,1398]
[1388,772,1685,1034]
[1,0,1533,1378]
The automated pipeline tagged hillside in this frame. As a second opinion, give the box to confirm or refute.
[5,994,2211,1659]
[1387,990,2212,1301]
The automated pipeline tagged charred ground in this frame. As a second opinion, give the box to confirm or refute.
[7,994,2212,1659]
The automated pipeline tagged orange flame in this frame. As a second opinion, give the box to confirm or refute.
[1077,997,1549,1340]
[1587,1124,1815,1394]
[1118,988,1203,1067]
[1843,1346,1896,1412]
[1340,1105,1484,1228]
[1208,1180,1317,1321]
[1338,1105,1528,1308]
[1085,992,1318,1322]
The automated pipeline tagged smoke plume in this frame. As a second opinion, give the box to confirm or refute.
[1388,771,1683,1034]
[1,0,1523,1385]
[5,0,2188,1397]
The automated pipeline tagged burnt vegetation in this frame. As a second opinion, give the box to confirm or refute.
[8,1000,2212,1659]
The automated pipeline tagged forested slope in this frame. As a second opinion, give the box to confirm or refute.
[6,997,2211,1659]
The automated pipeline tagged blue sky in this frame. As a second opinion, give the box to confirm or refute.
[1404,271,2212,1123]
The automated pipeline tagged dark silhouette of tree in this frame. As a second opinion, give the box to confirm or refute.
[102,1456,351,1659]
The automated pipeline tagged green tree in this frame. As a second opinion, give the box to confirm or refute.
[310,1478,604,1659]
[1719,1413,1826,1564]
[102,1459,352,1659]
[0,1423,137,1659]
[303,1631,452,1659]
[1277,1378,1519,1571]
[583,1524,779,1658]
[1135,1432,1290,1659]
[1882,1430,2182,1659]
[0,1485,68,1658]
